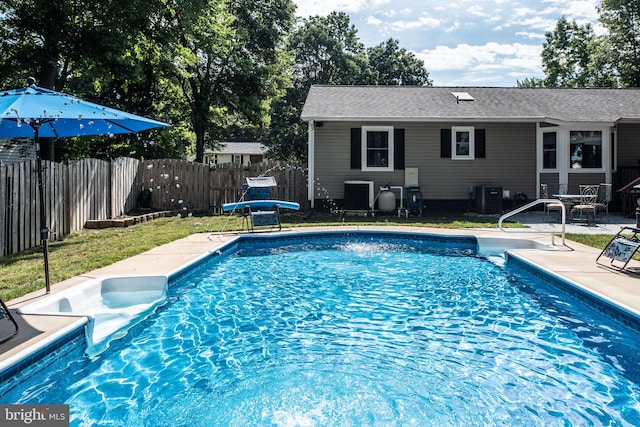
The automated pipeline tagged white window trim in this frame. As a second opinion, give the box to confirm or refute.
[361,126,394,171]
[451,126,475,160]
[568,129,605,171]
[536,123,612,197]
[541,129,559,172]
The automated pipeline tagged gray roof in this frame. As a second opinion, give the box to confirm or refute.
[301,85,640,124]
[204,142,266,155]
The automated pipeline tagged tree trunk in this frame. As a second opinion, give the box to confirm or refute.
[36,48,60,161]
[195,126,205,163]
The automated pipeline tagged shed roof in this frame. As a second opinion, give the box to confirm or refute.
[0,139,35,163]
[301,85,640,124]
[204,142,266,155]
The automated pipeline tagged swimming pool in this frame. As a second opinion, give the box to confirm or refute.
[2,231,640,426]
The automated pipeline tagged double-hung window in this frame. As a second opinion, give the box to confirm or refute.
[451,126,475,160]
[362,126,394,171]
[542,132,557,169]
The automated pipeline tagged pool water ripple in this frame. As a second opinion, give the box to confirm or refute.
[3,236,640,426]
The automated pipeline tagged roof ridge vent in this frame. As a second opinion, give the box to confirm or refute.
[451,91,475,103]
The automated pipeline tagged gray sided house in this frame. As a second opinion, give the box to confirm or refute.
[301,85,640,214]
[203,142,266,166]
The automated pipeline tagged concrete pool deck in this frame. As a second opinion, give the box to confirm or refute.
[2,221,640,367]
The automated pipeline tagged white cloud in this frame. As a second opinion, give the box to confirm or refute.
[294,0,368,17]
[516,31,546,39]
[367,15,383,25]
[445,22,461,34]
[416,42,543,85]
[291,0,600,85]
[390,16,441,31]
[467,5,489,17]
[541,0,599,20]
[513,7,538,18]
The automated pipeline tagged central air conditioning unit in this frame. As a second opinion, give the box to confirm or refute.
[475,185,503,214]
[344,180,375,211]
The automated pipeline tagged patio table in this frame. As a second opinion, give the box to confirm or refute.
[551,194,582,208]
[551,194,582,200]
[552,194,578,221]
[554,194,598,224]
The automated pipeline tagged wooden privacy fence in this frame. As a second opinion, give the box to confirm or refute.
[0,158,308,257]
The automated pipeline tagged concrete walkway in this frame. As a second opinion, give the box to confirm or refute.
[2,222,640,368]
[508,210,637,235]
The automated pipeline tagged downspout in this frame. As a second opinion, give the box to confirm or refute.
[308,120,315,209]
[536,123,541,198]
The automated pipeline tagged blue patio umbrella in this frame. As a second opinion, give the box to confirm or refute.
[0,78,170,293]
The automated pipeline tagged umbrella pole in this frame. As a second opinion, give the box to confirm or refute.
[34,127,51,293]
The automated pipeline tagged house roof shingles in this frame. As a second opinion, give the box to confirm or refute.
[301,85,640,124]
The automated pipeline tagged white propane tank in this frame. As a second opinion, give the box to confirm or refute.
[378,189,396,213]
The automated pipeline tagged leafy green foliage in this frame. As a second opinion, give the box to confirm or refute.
[0,0,186,160]
[264,13,432,162]
[162,0,296,163]
[367,38,432,86]
[0,2,431,163]
[522,1,640,89]
[539,17,617,88]
[517,77,546,88]
[598,0,640,86]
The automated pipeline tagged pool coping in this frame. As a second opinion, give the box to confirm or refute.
[1,225,640,368]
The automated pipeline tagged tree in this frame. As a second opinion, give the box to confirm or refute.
[289,12,372,86]
[540,17,615,87]
[519,15,619,88]
[517,77,545,87]
[265,12,371,162]
[598,0,640,86]
[265,13,432,161]
[582,36,620,87]
[166,0,295,163]
[0,0,180,160]
[367,38,432,86]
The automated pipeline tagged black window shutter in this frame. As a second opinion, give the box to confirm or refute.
[394,128,405,170]
[350,128,361,169]
[475,129,486,158]
[440,129,451,158]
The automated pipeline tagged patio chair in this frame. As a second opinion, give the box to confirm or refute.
[554,183,568,197]
[242,177,282,232]
[541,184,565,221]
[0,297,19,344]
[594,183,612,222]
[222,176,300,232]
[596,226,640,272]
[570,185,598,224]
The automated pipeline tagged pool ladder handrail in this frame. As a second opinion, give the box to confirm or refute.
[498,199,566,246]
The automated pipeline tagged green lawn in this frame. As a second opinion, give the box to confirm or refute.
[0,212,613,302]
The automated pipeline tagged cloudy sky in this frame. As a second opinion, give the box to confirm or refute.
[292,0,603,87]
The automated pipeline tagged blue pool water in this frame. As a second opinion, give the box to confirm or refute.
[2,232,640,426]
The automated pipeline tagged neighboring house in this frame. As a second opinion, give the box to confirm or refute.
[0,139,36,163]
[204,142,266,166]
[301,85,640,214]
